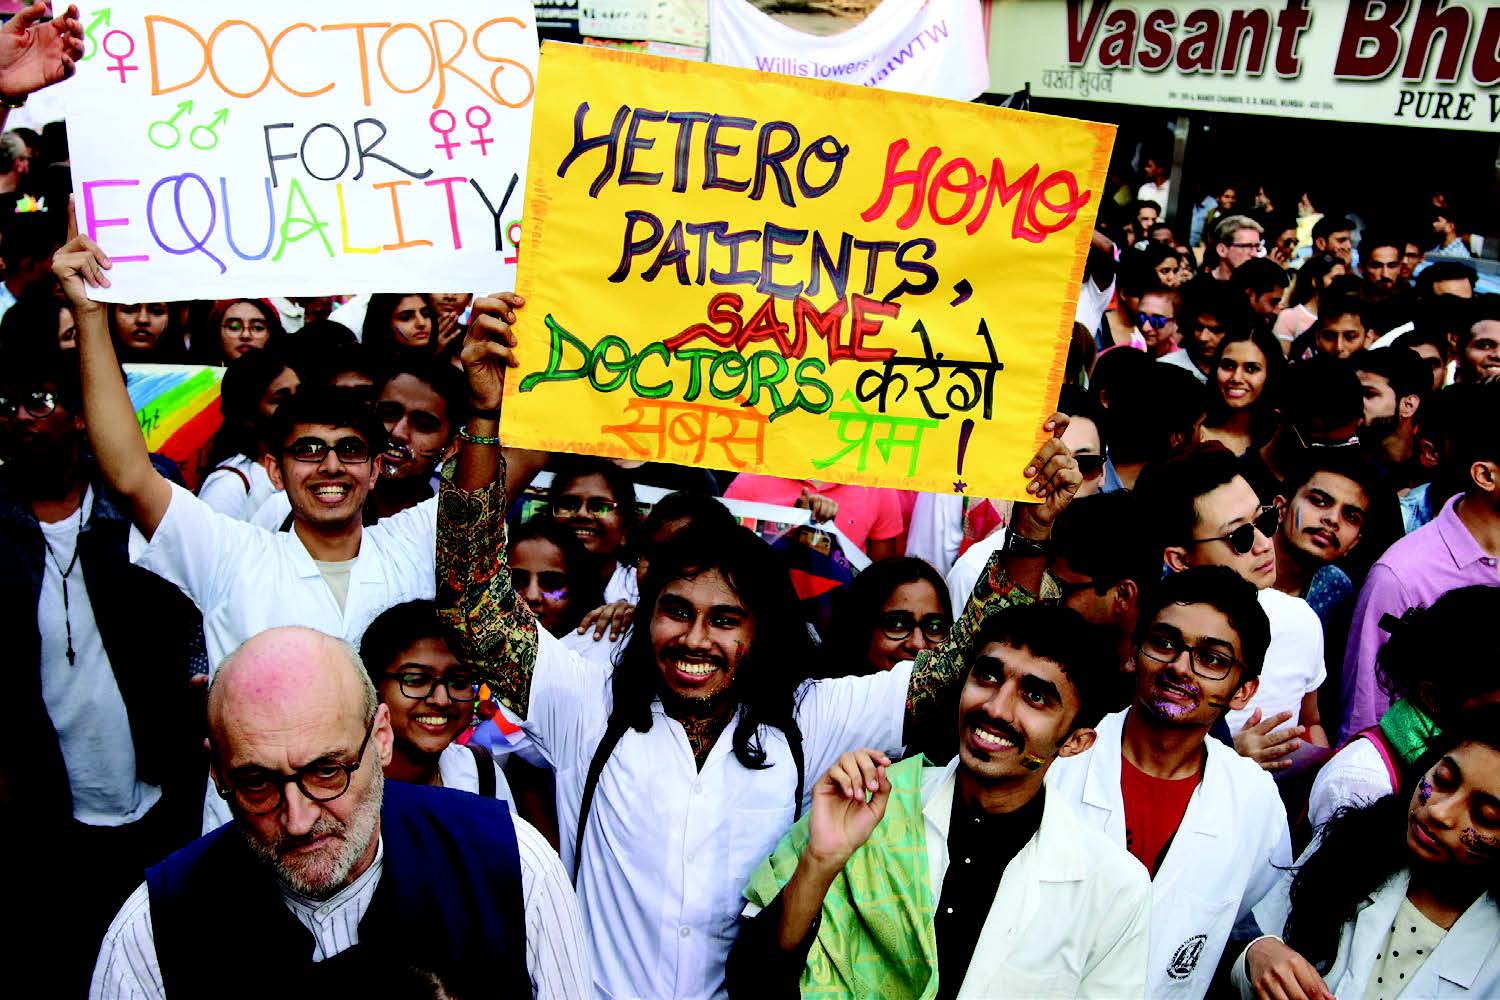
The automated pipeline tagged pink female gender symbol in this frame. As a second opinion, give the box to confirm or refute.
[429,109,459,160]
[102,30,138,83]
[466,106,494,156]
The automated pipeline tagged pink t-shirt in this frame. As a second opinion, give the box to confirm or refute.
[724,475,905,555]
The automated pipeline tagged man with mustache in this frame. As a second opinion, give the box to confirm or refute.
[437,295,1082,1000]
[1047,566,1291,999]
[369,357,466,519]
[728,604,1151,998]
[1352,347,1429,489]
[89,626,590,999]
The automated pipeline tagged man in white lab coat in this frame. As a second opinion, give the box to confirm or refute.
[1048,566,1293,999]
[729,602,1150,999]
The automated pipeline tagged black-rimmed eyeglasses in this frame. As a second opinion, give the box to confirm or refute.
[0,390,57,419]
[1139,628,1242,681]
[214,714,376,815]
[877,611,950,643]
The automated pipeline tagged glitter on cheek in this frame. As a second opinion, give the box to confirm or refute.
[1460,828,1499,857]
[1418,776,1434,804]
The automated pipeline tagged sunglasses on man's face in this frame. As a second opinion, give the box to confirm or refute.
[286,436,372,465]
[1189,504,1281,556]
[1075,454,1105,479]
[0,390,57,419]
[1137,312,1174,330]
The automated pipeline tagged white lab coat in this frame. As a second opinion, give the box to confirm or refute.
[1046,708,1292,999]
[1242,863,1500,997]
[913,759,1151,997]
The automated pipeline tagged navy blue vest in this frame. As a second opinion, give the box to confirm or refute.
[145,781,528,1000]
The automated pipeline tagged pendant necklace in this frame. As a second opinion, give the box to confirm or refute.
[41,501,85,666]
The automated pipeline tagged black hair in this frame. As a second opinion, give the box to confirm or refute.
[1281,355,1364,437]
[1447,379,1500,471]
[293,318,359,351]
[1115,246,1157,300]
[1051,492,1161,600]
[1287,254,1346,309]
[1279,446,1402,583]
[1205,325,1287,447]
[508,515,605,636]
[359,599,446,679]
[1352,346,1431,408]
[379,353,470,433]
[970,604,1120,732]
[1359,231,1403,259]
[1231,256,1290,297]
[1282,706,1500,972]
[1430,204,1463,233]
[361,293,438,362]
[0,212,61,272]
[1102,363,1207,466]
[1377,589,1500,722]
[1415,260,1477,300]
[1393,325,1450,362]
[637,490,739,548]
[612,522,812,771]
[1135,441,1245,554]
[823,557,953,678]
[207,346,299,465]
[1056,383,1109,453]
[291,341,384,391]
[266,385,387,457]
[1088,343,1154,412]
[547,455,640,561]
[1311,215,1353,244]
[1132,565,1270,682]
[0,282,70,354]
[0,336,80,413]
[1129,197,1162,220]
[1179,276,1250,336]
[1316,290,1368,331]
[1140,240,1181,274]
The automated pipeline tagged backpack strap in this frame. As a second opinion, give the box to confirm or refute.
[1357,726,1401,789]
[789,726,805,821]
[467,742,497,799]
[205,465,251,494]
[573,716,632,883]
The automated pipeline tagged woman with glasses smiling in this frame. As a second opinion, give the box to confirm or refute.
[359,600,513,803]
[823,557,954,678]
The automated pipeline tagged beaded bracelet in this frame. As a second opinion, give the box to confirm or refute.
[457,425,501,446]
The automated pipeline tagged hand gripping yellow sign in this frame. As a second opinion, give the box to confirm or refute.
[508,43,1114,499]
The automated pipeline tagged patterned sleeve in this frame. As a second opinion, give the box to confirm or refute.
[905,547,1044,729]
[436,456,539,717]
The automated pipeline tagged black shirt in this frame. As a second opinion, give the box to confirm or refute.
[933,788,1047,1000]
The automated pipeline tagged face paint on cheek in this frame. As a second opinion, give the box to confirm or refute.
[1418,776,1434,803]
[541,589,568,603]
[1019,751,1046,771]
[1460,828,1499,858]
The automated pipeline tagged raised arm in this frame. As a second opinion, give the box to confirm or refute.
[54,236,172,537]
[438,293,542,716]
[904,417,1080,741]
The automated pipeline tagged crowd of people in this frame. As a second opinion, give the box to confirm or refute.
[1,6,1498,999]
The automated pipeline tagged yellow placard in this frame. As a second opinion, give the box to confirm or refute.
[509,43,1114,499]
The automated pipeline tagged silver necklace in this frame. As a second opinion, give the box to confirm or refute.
[40,501,85,666]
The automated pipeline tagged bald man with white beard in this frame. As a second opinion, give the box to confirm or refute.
[90,627,590,1000]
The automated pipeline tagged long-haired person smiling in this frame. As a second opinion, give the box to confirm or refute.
[1236,707,1500,999]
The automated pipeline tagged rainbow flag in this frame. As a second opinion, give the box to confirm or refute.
[124,364,225,490]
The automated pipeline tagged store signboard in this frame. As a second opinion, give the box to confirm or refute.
[988,0,1500,132]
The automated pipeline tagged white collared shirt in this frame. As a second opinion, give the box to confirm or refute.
[90,818,592,999]
[917,759,1151,997]
[131,482,438,673]
[1237,850,1500,998]
[1047,708,1292,998]
[527,627,911,999]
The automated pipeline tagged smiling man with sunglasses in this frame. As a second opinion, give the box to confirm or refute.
[1137,443,1331,777]
[1047,566,1291,1000]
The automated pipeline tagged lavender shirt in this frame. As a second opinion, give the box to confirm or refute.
[1340,494,1500,740]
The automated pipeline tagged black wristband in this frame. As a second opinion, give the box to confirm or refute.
[469,407,500,419]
